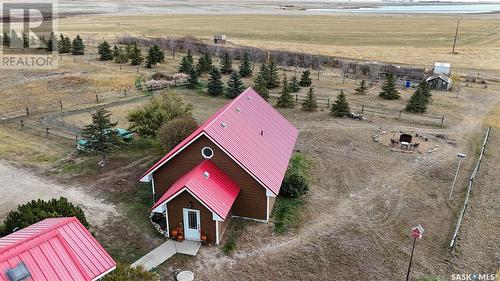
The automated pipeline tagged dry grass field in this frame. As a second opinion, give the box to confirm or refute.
[0,9,499,281]
[58,14,500,73]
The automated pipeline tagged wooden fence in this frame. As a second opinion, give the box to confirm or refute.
[268,93,446,126]
[449,126,492,250]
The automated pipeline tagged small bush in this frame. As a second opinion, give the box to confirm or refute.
[222,238,236,255]
[280,172,308,198]
[156,117,198,151]
[103,263,159,281]
[272,197,304,235]
[1,197,88,236]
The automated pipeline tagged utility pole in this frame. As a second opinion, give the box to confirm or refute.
[451,19,460,54]
[449,153,466,200]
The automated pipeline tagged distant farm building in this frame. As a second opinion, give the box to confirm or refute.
[433,62,451,75]
[213,35,226,44]
[426,74,452,91]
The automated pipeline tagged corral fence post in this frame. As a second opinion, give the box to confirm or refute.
[59,100,63,110]
[327,98,330,108]
[46,127,50,137]
[361,105,365,115]
[441,116,445,127]
[20,120,24,129]
[95,94,99,103]
[398,110,402,119]
[295,94,298,103]
[25,107,30,117]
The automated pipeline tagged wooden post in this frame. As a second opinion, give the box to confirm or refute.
[20,120,24,129]
[46,127,50,137]
[295,94,298,103]
[59,100,63,110]
[25,107,30,117]
[95,94,99,103]
[441,115,445,127]
[327,98,330,108]
[361,105,365,115]
[398,110,402,119]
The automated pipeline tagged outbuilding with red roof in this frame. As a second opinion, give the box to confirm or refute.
[141,87,298,244]
[0,217,116,281]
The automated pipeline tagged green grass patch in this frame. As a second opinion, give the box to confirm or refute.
[287,152,312,179]
[272,196,305,235]
[222,218,246,255]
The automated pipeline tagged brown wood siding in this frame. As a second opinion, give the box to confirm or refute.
[166,191,216,243]
[217,208,232,243]
[153,135,268,220]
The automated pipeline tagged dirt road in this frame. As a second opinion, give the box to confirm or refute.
[0,162,117,228]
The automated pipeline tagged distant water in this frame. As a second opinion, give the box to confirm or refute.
[308,4,500,14]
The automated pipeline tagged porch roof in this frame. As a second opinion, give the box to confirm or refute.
[152,160,240,220]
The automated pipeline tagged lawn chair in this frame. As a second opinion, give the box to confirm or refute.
[390,139,399,147]
[410,143,420,151]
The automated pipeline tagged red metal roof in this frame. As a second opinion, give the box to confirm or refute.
[152,160,240,220]
[0,217,116,281]
[140,87,299,195]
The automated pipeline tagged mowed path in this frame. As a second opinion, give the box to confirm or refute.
[0,162,117,228]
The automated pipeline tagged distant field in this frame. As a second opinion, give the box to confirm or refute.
[58,14,500,73]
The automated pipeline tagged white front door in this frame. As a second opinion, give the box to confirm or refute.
[183,208,201,241]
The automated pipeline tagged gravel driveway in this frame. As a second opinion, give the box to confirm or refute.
[0,162,117,228]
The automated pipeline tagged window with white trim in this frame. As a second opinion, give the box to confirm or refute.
[201,147,214,159]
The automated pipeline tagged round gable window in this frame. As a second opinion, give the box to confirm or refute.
[201,147,214,159]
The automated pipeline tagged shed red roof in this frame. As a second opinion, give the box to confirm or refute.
[152,160,240,220]
[0,217,116,281]
[140,87,298,195]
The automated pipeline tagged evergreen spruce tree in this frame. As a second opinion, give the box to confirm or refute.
[354,79,368,95]
[186,49,194,65]
[196,53,213,75]
[2,32,10,47]
[267,60,280,89]
[331,91,351,118]
[58,34,69,53]
[419,80,432,103]
[276,76,295,108]
[379,73,400,100]
[405,87,427,113]
[114,46,128,64]
[302,87,318,111]
[62,36,72,53]
[253,72,269,100]
[299,69,312,87]
[46,32,56,52]
[207,67,224,96]
[290,76,300,93]
[220,52,233,75]
[179,51,194,74]
[226,71,244,99]
[186,68,199,89]
[10,31,22,48]
[145,45,165,68]
[81,108,120,166]
[129,43,143,66]
[239,52,252,77]
[71,35,85,55]
[98,41,113,61]
[22,32,29,48]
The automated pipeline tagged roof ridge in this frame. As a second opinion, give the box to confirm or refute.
[203,87,254,130]
[0,217,77,255]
